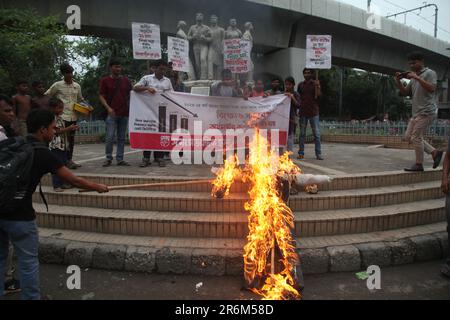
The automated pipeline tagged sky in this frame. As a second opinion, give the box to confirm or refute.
[336,0,450,44]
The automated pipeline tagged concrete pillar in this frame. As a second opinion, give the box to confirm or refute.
[256,47,306,85]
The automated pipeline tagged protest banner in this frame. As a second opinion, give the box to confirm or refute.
[132,22,161,60]
[223,39,252,74]
[306,35,332,69]
[167,36,190,72]
[128,91,290,151]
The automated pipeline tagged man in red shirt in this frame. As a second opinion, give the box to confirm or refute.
[297,68,324,160]
[99,59,132,167]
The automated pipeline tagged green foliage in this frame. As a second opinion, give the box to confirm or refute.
[319,67,409,121]
[71,37,154,119]
[0,8,70,95]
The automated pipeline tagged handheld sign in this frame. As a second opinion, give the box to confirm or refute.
[223,39,252,74]
[306,35,332,97]
[132,22,162,60]
[168,36,190,73]
[306,35,332,69]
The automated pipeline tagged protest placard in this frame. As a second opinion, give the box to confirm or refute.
[168,36,190,72]
[132,22,161,60]
[223,39,252,74]
[306,35,332,69]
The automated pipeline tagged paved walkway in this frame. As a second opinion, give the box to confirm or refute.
[70,142,441,178]
[5,261,449,300]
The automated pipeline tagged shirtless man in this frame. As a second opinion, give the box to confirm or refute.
[12,80,32,136]
[31,81,50,110]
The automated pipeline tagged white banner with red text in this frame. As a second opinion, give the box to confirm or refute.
[128,91,290,152]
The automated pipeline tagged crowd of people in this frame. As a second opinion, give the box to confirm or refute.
[0,50,449,300]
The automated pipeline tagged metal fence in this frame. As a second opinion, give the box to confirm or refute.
[320,120,450,137]
[77,120,107,136]
[76,119,450,138]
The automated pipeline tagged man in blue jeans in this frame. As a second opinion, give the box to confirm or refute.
[0,109,108,299]
[99,59,132,167]
[440,136,450,278]
[297,68,324,160]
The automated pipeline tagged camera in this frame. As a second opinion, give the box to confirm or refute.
[398,71,411,79]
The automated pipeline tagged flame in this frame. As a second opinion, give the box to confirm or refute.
[211,155,240,198]
[211,130,302,300]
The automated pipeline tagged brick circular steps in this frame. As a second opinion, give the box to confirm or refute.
[34,181,443,213]
[34,199,445,238]
[35,169,448,275]
[37,223,448,275]
[40,170,442,193]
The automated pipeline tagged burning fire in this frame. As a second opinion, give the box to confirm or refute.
[211,155,239,199]
[211,130,302,300]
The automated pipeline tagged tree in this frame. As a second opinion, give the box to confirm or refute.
[0,8,70,95]
[71,37,170,119]
[318,67,409,121]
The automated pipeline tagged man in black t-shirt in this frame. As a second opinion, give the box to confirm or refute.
[0,109,108,300]
[0,94,22,295]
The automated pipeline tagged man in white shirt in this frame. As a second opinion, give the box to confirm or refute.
[134,60,174,167]
[45,63,84,170]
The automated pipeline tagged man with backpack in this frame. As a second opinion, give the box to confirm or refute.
[99,59,132,167]
[0,109,108,299]
[0,94,21,295]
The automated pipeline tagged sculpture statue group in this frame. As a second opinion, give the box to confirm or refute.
[176,13,254,81]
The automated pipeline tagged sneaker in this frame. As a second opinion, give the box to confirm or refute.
[140,159,151,168]
[433,150,444,169]
[67,162,78,170]
[53,187,65,193]
[68,160,82,168]
[297,154,304,160]
[404,164,424,172]
[441,264,450,278]
[102,160,112,167]
[62,184,73,189]
[117,161,130,166]
[316,155,324,160]
[72,161,82,168]
[4,278,21,295]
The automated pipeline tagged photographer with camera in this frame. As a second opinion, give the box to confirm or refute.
[395,52,443,172]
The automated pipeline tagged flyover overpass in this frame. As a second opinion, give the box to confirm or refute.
[1,0,449,100]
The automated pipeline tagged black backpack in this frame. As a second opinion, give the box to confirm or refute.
[0,136,48,210]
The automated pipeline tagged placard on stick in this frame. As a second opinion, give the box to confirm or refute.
[168,36,190,73]
[306,35,332,69]
[223,39,252,74]
[132,22,162,60]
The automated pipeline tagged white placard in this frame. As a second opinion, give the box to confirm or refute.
[223,39,252,74]
[190,87,210,96]
[167,36,190,72]
[306,35,332,69]
[132,22,161,60]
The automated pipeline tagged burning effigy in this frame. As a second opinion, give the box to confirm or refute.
[211,130,332,300]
